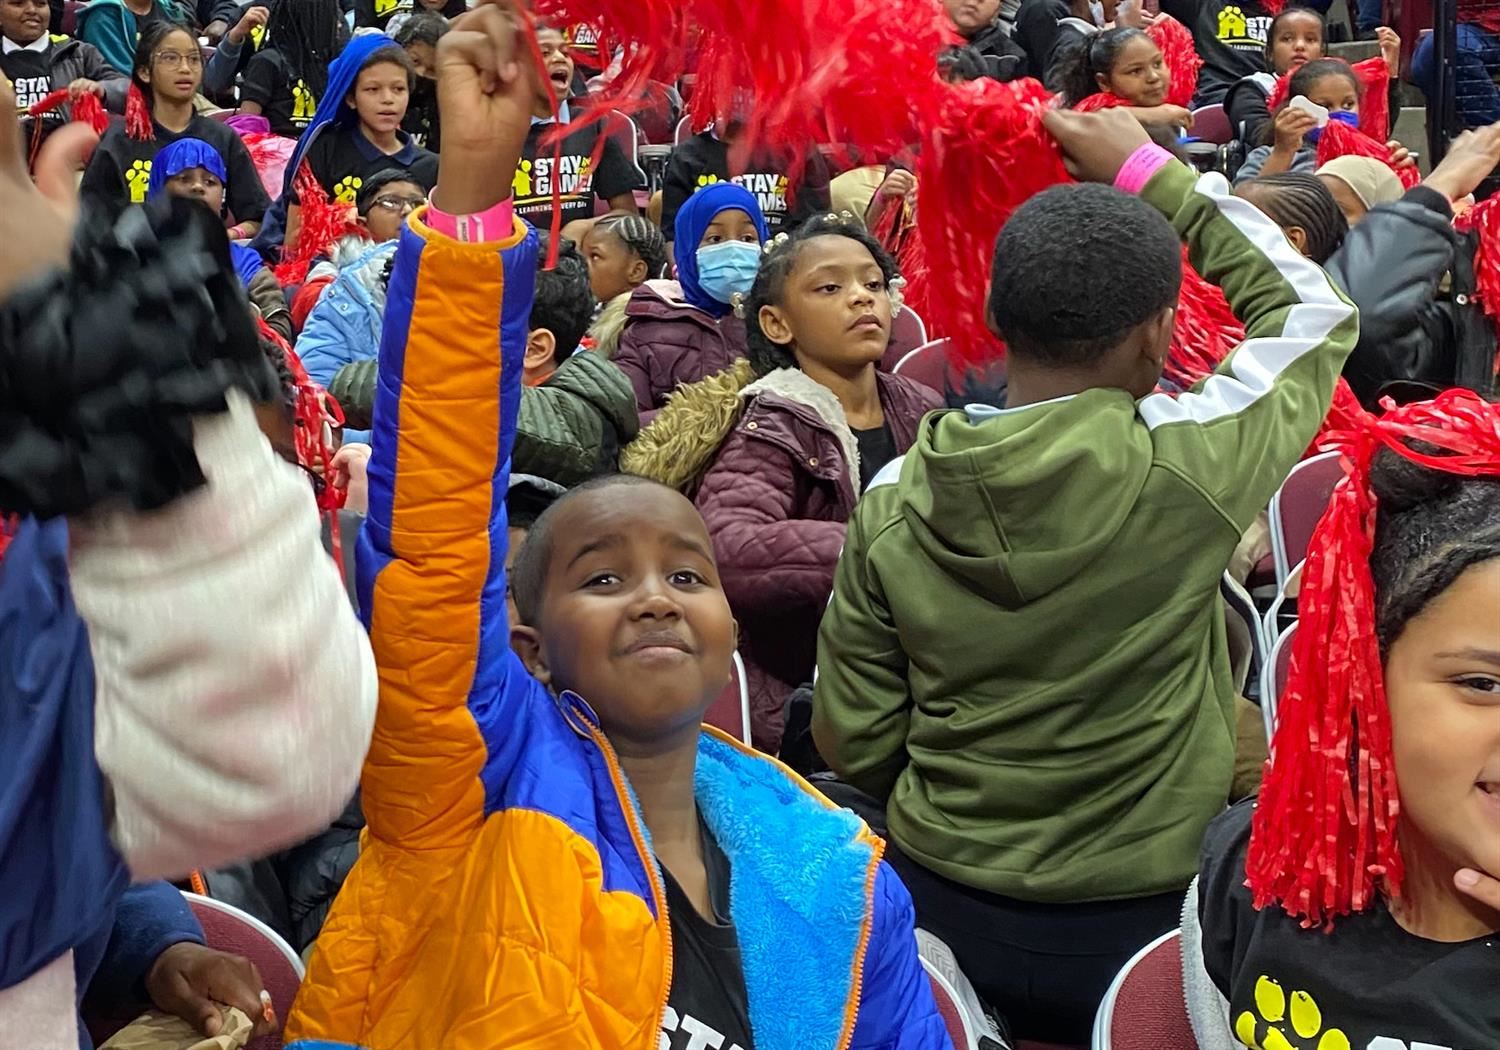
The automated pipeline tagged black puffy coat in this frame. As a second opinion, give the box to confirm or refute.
[1324,185,1497,407]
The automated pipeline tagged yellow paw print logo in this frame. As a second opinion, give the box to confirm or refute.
[1235,977,1350,1050]
[125,158,152,203]
[695,173,720,189]
[249,21,265,49]
[512,159,532,198]
[291,80,315,123]
[1218,4,1247,38]
[373,0,400,16]
[332,175,362,205]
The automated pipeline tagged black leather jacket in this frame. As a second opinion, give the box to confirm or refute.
[1324,185,1496,407]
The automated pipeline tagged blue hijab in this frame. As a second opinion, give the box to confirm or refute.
[285,34,409,186]
[672,182,769,318]
[147,137,265,288]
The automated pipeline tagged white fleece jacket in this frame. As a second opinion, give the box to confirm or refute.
[69,391,378,881]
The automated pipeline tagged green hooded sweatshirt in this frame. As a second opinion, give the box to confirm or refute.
[812,160,1357,904]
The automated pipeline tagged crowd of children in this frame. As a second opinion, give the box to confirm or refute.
[2,0,1500,1046]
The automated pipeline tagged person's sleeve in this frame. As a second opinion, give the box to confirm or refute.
[1231,144,1271,184]
[611,319,664,413]
[1224,77,1273,143]
[811,488,912,801]
[202,34,243,97]
[327,357,375,442]
[695,432,846,614]
[79,135,122,206]
[847,864,951,1050]
[356,209,547,851]
[76,43,130,111]
[1134,161,1357,531]
[659,147,696,241]
[592,135,645,202]
[1322,187,1457,405]
[296,282,364,389]
[238,50,277,109]
[84,882,204,1014]
[69,390,378,881]
[76,7,133,74]
[1158,0,1192,22]
[246,266,292,342]
[225,135,270,221]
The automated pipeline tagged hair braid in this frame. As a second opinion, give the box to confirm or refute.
[1240,172,1347,263]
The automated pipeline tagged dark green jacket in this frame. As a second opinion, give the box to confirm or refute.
[812,161,1358,903]
[331,349,639,487]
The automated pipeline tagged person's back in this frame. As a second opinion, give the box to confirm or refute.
[813,109,1358,1041]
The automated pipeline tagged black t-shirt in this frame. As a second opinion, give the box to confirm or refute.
[854,424,897,493]
[4,39,58,146]
[658,819,754,1050]
[240,48,318,138]
[514,112,644,230]
[1198,801,1500,1049]
[79,113,271,219]
[352,0,410,31]
[401,76,439,151]
[289,125,439,206]
[1160,0,1272,106]
[661,132,832,240]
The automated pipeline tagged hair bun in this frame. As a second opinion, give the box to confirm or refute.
[1370,442,1466,513]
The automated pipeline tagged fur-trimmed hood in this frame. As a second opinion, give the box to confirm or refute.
[622,362,862,493]
[588,290,632,359]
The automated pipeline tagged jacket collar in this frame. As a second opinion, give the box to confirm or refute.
[740,367,864,491]
[695,730,880,1050]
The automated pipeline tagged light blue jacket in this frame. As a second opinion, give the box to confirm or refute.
[294,239,395,444]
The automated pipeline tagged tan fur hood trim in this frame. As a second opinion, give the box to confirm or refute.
[621,358,756,490]
[739,368,862,491]
[588,291,631,359]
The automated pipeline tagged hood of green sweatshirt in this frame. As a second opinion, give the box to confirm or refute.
[899,390,1154,606]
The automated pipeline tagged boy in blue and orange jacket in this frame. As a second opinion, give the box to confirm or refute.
[283,5,950,1050]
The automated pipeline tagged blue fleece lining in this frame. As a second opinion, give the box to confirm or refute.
[694,734,875,1050]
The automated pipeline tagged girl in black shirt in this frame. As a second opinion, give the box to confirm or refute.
[237,0,347,139]
[1187,393,1500,1049]
[79,22,268,232]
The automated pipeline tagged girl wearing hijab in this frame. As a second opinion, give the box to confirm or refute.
[611,182,768,417]
[147,136,292,341]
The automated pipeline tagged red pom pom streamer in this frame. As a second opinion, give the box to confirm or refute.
[1164,249,1245,389]
[125,84,153,142]
[1072,91,1132,113]
[1315,117,1419,189]
[25,88,108,169]
[911,77,1072,366]
[1247,389,1500,929]
[0,513,15,565]
[257,319,349,582]
[1147,15,1202,109]
[1266,56,1393,143]
[273,161,364,287]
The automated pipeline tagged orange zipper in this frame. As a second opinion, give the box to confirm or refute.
[584,719,674,1048]
[836,832,884,1050]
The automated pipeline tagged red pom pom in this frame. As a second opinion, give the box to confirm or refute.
[1072,91,1131,113]
[911,77,1072,366]
[1454,196,1500,371]
[273,162,363,287]
[1164,249,1245,389]
[1350,55,1392,142]
[1147,15,1202,109]
[1247,390,1500,928]
[125,84,153,142]
[1316,118,1419,188]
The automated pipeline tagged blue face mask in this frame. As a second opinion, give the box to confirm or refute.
[695,240,762,304]
[1304,108,1360,145]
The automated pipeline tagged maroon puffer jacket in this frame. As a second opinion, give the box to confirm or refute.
[695,368,942,752]
[612,281,748,416]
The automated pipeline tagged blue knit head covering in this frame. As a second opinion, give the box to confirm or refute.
[147,137,227,200]
[672,182,768,317]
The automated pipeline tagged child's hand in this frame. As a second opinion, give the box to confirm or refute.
[330,442,372,515]
[878,169,916,200]
[0,76,96,301]
[1272,106,1318,153]
[1376,26,1401,75]
[66,78,104,99]
[1041,106,1151,184]
[1455,865,1500,911]
[1160,105,1193,130]
[227,4,267,44]
[1423,122,1500,201]
[1386,138,1416,170]
[432,0,539,215]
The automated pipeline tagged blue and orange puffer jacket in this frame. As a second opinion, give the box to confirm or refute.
[284,211,952,1050]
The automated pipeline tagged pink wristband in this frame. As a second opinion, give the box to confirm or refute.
[426,198,515,243]
[1113,143,1175,195]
